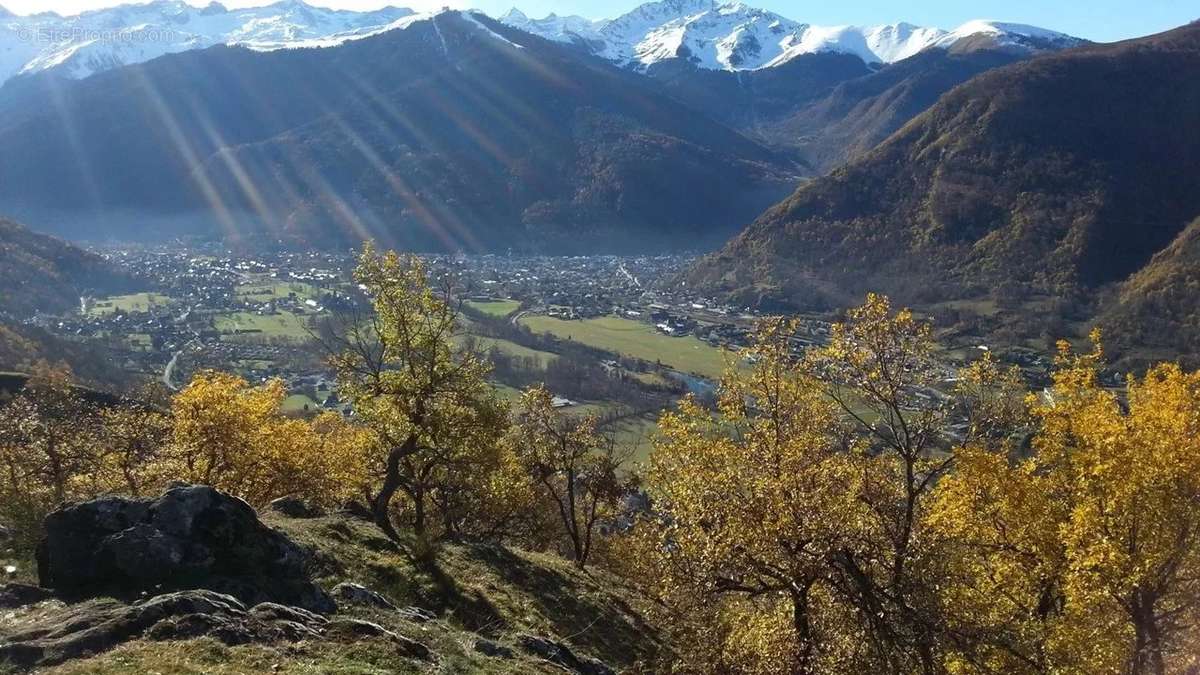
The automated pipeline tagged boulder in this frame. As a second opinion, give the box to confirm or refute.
[36,484,334,613]
[517,634,615,675]
[0,583,55,608]
[332,582,397,610]
[0,524,11,543]
[268,496,325,519]
[474,637,515,659]
[340,499,373,521]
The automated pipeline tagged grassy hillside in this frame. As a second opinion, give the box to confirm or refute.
[1101,216,1200,367]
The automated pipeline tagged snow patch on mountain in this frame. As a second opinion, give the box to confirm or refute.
[498,7,605,47]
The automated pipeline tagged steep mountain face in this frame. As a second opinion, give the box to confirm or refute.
[640,52,874,145]
[762,48,1030,171]
[0,0,413,84]
[0,11,796,254]
[503,0,1082,71]
[1101,216,1200,360]
[640,46,1032,171]
[0,217,135,384]
[0,217,129,316]
[688,24,1200,320]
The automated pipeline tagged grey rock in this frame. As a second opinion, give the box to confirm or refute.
[0,590,246,669]
[0,583,55,608]
[326,619,431,660]
[268,496,325,519]
[36,484,335,614]
[332,582,396,610]
[0,588,428,670]
[397,606,437,623]
[340,499,373,521]
[517,634,615,675]
[473,637,515,659]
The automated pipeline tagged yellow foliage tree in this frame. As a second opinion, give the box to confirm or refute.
[324,244,509,540]
[169,371,361,507]
[637,317,870,673]
[510,385,628,568]
[94,402,172,497]
[0,364,100,550]
[933,335,1200,674]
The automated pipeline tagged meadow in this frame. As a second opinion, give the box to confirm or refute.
[518,315,730,380]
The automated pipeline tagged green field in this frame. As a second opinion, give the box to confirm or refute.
[215,312,311,341]
[88,293,172,316]
[281,394,320,414]
[466,299,521,317]
[235,281,321,302]
[519,315,730,379]
[455,335,557,366]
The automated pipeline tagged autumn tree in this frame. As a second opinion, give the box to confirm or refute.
[0,364,105,551]
[323,244,508,540]
[510,385,628,568]
[169,371,360,507]
[801,293,959,672]
[637,318,869,673]
[94,399,172,497]
[933,336,1200,674]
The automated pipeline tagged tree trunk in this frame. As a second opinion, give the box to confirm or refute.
[1131,590,1165,675]
[791,583,816,674]
[412,485,427,538]
[372,435,417,542]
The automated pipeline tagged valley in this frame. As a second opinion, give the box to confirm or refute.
[27,246,772,461]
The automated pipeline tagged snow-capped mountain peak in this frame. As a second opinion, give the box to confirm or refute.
[498,6,606,49]
[0,0,416,84]
[502,1,1084,71]
[932,20,1083,52]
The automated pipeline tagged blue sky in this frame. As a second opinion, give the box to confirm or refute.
[5,0,1196,42]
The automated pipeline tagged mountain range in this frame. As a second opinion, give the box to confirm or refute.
[0,10,796,252]
[501,2,1081,71]
[0,0,1082,85]
[0,0,1095,252]
[4,0,1200,360]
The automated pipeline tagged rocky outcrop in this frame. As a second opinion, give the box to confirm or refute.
[518,634,616,675]
[474,637,516,659]
[0,589,432,670]
[0,583,54,608]
[332,582,397,610]
[37,484,334,613]
[268,496,325,519]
